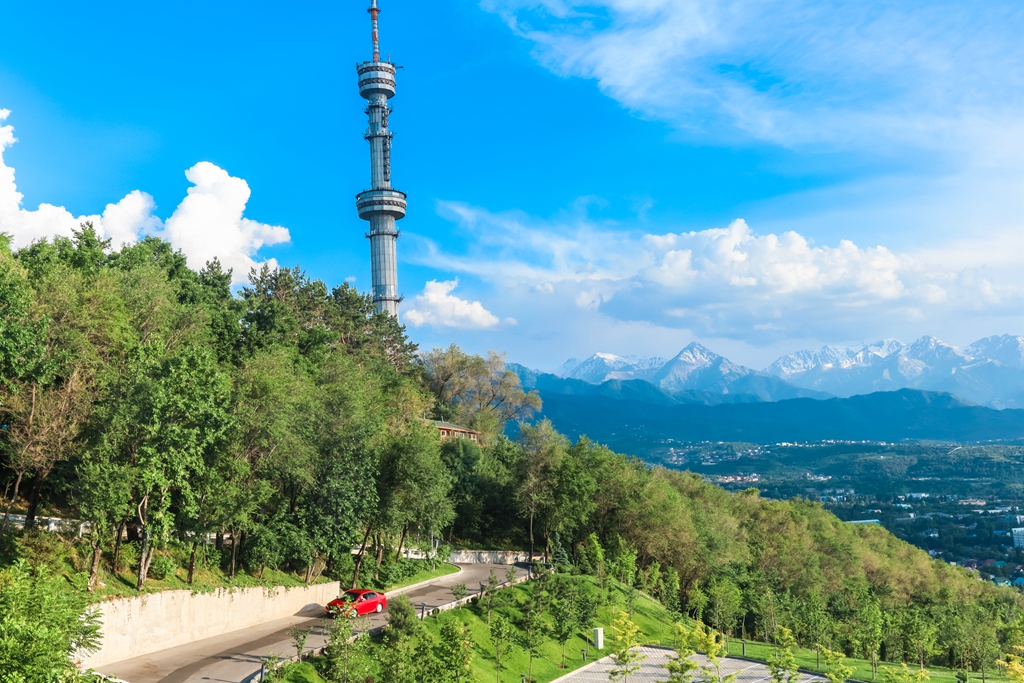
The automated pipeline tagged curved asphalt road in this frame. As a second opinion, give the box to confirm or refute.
[98,563,527,683]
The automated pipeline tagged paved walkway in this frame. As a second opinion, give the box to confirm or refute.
[98,563,527,683]
[553,646,832,683]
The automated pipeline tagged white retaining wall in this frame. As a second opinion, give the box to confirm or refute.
[447,549,533,564]
[80,581,340,670]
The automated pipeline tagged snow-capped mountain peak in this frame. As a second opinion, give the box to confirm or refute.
[864,338,905,358]
[555,353,667,384]
[964,335,1024,369]
[550,358,580,377]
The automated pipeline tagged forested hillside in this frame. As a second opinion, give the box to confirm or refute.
[1,228,1023,680]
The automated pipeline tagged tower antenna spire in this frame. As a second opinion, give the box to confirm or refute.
[368,0,381,63]
[356,1,405,318]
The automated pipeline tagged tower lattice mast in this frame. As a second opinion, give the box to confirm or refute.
[356,0,405,317]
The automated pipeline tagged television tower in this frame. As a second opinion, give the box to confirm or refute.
[356,0,404,317]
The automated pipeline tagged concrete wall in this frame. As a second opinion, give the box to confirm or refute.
[397,548,533,564]
[80,581,340,669]
[447,549,533,564]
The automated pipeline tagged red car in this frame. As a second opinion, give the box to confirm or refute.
[326,589,388,617]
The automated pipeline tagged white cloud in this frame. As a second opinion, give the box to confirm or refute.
[0,110,158,248]
[156,162,289,280]
[481,0,1024,156]
[0,110,287,283]
[409,202,1020,343]
[404,279,506,330]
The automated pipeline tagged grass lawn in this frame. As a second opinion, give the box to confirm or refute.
[279,661,324,683]
[277,574,1013,683]
[89,564,326,601]
[409,576,674,683]
[723,639,1009,683]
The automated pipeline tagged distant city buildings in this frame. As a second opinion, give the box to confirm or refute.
[1012,527,1024,548]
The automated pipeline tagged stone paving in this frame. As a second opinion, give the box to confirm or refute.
[552,646,832,683]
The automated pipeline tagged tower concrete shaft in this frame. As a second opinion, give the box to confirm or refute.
[356,0,405,317]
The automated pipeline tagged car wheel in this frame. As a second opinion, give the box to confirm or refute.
[375,603,383,613]
[349,608,358,618]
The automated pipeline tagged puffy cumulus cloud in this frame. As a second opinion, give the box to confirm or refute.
[0,111,287,283]
[481,0,1024,156]
[404,279,507,330]
[0,110,159,247]
[157,162,289,281]
[409,202,1018,343]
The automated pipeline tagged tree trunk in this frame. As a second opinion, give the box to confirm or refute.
[529,510,535,560]
[23,475,43,528]
[88,539,103,592]
[373,533,383,582]
[187,540,199,585]
[352,526,371,588]
[137,529,152,590]
[0,472,23,536]
[112,521,125,574]
[395,525,407,562]
[230,525,238,579]
[215,529,224,551]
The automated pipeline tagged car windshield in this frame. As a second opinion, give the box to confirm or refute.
[343,591,361,601]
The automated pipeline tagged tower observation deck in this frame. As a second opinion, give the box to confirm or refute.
[356,0,405,317]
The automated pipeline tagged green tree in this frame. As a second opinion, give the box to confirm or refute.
[519,596,548,683]
[377,634,417,683]
[663,621,699,683]
[481,569,501,626]
[421,345,540,442]
[905,608,937,670]
[321,617,372,683]
[551,592,578,668]
[796,591,830,670]
[0,560,101,681]
[438,618,475,683]
[577,589,600,659]
[853,600,884,680]
[708,578,744,648]
[489,615,517,683]
[385,594,421,643]
[610,610,647,683]
[515,420,566,560]
[286,625,309,660]
[767,627,801,683]
[694,622,738,683]
[821,646,854,683]
[882,663,930,683]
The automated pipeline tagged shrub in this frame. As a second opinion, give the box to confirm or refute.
[148,553,177,581]
[385,594,421,642]
[14,528,70,572]
[116,542,139,573]
[0,560,101,679]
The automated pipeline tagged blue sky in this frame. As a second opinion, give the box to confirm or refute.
[2,0,1023,370]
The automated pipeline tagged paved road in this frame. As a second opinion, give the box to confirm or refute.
[98,563,527,683]
[552,646,832,683]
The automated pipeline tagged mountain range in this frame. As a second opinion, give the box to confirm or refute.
[540,334,1024,408]
[530,389,1024,451]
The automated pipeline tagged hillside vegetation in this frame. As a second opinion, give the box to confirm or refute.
[0,230,1021,681]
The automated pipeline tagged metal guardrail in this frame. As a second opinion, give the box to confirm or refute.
[253,566,534,680]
